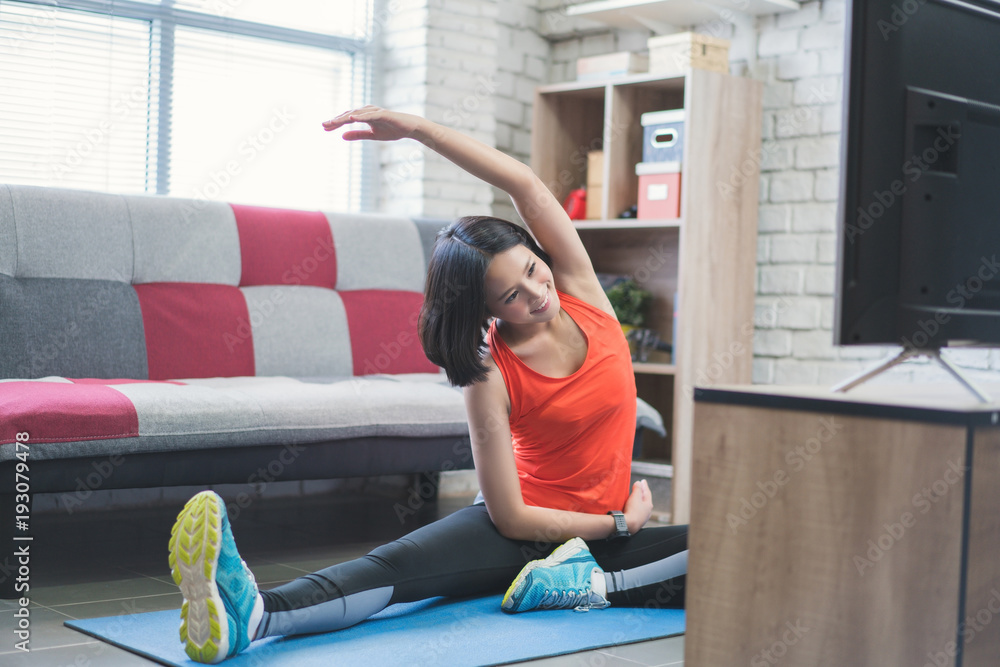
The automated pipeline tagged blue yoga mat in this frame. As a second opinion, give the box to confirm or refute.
[66,595,684,667]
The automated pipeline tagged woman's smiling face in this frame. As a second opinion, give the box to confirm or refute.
[483,244,559,324]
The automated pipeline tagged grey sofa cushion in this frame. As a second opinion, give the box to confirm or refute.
[0,275,148,380]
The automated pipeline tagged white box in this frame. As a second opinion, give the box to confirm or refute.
[647,32,730,77]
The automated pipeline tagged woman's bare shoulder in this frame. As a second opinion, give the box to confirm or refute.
[464,350,510,414]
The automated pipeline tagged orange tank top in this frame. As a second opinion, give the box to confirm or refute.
[487,290,637,515]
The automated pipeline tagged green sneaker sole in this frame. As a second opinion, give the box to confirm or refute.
[168,491,229,664]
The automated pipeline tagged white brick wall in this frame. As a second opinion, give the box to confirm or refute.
[376,0,499,219]
[755,0,879,385]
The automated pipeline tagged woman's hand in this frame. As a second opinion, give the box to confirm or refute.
[322,106,422,142]
[623,479,653,535]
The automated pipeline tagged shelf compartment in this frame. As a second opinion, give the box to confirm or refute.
[579,226,679,348]
[532,89,607,209]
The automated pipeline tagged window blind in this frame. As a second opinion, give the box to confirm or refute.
[0,0,373,212]
[0,2,156,194]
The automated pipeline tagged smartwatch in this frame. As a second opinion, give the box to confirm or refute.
[607,510,630,541]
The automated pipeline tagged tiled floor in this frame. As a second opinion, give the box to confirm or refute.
[0,486,683,666]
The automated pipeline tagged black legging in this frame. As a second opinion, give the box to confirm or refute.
[256,504,687,638]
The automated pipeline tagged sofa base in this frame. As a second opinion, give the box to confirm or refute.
[0,435,473,599]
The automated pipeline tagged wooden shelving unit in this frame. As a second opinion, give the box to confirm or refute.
[531,69,762,523]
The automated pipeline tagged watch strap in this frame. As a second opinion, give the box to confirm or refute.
[607,510,630,540]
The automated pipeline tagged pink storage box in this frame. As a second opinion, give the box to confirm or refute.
[636,161,682,219]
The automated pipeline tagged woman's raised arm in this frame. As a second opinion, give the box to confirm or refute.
[323,107,611,311]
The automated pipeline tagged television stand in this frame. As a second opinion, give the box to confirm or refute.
[831,346,993,403]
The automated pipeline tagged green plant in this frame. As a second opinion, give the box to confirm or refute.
[605,279,651,327]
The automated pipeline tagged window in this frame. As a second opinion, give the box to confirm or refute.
[0,0,374,211]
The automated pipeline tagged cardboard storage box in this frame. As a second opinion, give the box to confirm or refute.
[647,32,730,77]
[577,51,648,81]
[641,109,685,163]
[586,150,604,219]
[636,161,682,219]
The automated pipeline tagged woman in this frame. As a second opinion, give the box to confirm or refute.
[168,107,689,664]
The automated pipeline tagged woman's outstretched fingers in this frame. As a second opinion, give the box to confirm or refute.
[322,107,367,131]
[323,107,420,142]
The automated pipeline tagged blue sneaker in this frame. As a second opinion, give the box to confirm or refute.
[502,537,610,613]
[168,491,261,663]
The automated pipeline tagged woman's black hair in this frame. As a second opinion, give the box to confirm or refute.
[419,216,552,387]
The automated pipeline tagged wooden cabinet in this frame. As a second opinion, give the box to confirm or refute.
[687,384,1000,666]
[531,69,763,523]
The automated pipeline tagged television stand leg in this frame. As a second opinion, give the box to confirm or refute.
[830,347,992,403]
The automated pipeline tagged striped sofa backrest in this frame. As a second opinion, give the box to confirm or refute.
[0,184,442,380]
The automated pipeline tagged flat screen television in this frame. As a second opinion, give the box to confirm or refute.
[835,0,1000,350]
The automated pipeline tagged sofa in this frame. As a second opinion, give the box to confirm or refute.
[0,183,664,598]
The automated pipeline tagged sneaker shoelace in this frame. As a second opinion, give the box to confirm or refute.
[536,588,611,612]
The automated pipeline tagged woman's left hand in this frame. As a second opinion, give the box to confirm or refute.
[623,479,653,535]
[322,106,420,142]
